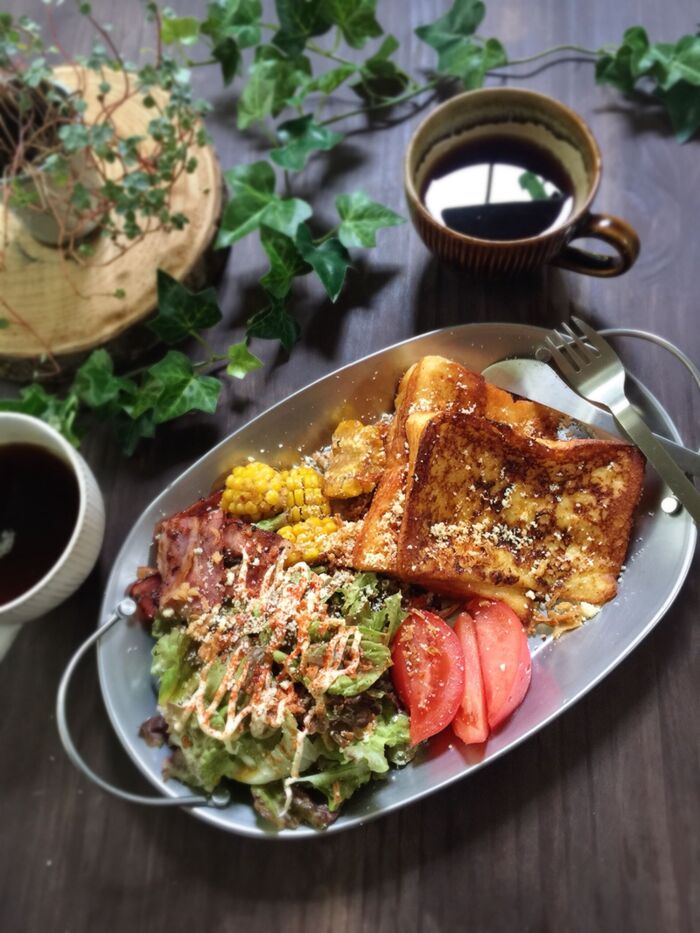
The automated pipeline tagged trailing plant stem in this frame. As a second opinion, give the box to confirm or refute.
[320,78,441,126]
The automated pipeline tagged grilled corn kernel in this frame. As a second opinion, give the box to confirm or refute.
[280,466,331,523]
[278,516,339,565]
[220,462,287,521]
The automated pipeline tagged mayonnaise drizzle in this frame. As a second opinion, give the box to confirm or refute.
[178,556,368,747]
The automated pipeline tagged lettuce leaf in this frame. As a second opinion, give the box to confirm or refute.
[287,758,373,810]
[165,726,235,792]
[326,633,391,696]
[289,708,412,809]
[151,627,197,705]
[226,719,319,784]
[330,571,406,642]
[342,710,411,773]
[164,712,320,793]
[302,627,392,697]
[303,571,406,697]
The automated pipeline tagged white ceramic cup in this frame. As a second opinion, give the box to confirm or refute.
[0,413,105,655]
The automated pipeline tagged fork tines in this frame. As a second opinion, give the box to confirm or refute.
[545,315,617,375]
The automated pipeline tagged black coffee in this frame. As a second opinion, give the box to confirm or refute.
[421,134,574,241]
[0,443,79,605]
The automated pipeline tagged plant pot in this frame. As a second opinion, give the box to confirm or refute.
[0,78,101,247]
[7,148,102,246]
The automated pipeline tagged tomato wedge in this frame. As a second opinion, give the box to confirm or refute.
[467,598,532,731]
[452,612,489,745]
[391,609,465,745]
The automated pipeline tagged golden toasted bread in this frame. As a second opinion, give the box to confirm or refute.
[397,410,645,620]
[352,356,485,572]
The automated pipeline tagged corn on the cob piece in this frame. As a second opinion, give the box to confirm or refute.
[280,466,331,523]
[278,516,340,565]
[220,462,287,520]
[220,461,331,524]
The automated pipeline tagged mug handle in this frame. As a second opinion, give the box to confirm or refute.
[553,213,640,277]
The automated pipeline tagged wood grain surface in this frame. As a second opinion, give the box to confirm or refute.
[0,65,223,381]
[1,2,698,932]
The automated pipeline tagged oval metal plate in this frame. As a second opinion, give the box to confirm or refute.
[97,324,696,838]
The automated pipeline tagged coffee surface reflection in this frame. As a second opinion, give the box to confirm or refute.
[422,134,574,241]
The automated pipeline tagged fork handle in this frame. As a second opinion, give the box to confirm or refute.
[610,400,700,524]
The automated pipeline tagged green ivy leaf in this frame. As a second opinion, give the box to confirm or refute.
[70,182,91,211]
[658,80,700,142]
[295,224,351,301]
[294,63,356,102]
[596,28,700,141]
[73,348,135,409]
[415,0,484,52]
[113,411,156,456]
[0,384,80,447]
[148,270,222,344]
[260,225,310,298]
[325,0,382,49]
[352,34,410,101]
[160,14,200,46]
[247,297,301,350]
[226,340,264,378]
[272,0,332,57]
[199,0,263,82]
[237,45,311,129]
[0,318,8,329]
[133,351,221,424]
[336,191,405,248]
[212,37,241,84]
[651,34,700,89]
[595,27,652,93]
[270,114,343,171]
[452,37,506,88]
[202,0,262,49]
[415,0,505,87]
[216,161,312,246]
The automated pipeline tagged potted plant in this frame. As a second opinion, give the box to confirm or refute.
[0,76,101,244]
[0,9,208,258]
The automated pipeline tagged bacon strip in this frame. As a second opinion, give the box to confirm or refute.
[128,490,287,622]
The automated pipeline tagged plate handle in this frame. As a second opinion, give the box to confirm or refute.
[599,328,700,397]
[56,598,231,810]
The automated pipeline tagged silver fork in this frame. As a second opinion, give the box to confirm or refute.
[544,316,700,525]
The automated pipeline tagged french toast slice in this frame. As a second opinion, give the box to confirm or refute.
[397,410,645,620]
[352,356,486,572]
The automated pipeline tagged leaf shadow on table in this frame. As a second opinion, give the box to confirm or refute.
[300,143,369,196]
[591,100,679,142]
[88,418,224,486]
[226,252,401,364]
[410,257,577,334]
[301,258,403,358]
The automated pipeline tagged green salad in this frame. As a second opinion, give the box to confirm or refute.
[141,569,415,830]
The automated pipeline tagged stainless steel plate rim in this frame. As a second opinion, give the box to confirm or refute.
[96,323,696,839]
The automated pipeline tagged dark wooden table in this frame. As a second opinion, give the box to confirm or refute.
[1,2,698,931]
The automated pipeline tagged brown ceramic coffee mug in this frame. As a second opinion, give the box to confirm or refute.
[404,87,640,278]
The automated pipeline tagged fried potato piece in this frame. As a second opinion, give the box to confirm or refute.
[485,383,566,439]
[322,420,387,499]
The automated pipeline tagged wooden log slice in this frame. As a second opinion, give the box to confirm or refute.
[0,65,224,383]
